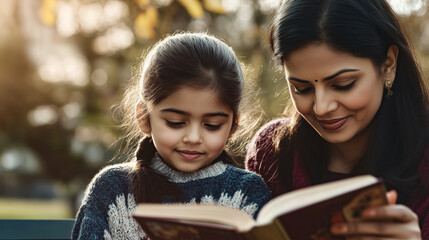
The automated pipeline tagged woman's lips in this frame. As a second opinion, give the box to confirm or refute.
[318,117,348,131]
[177,150,203,160]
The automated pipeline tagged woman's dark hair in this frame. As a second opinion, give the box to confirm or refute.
[269,0,429,203]
[122,32,252,203]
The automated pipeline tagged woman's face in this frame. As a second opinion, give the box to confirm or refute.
[283,44,386,144]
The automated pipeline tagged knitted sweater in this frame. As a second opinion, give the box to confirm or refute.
[72,155,271,240]
[245,118,429,239]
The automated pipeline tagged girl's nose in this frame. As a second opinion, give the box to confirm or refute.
[183,125,203,144]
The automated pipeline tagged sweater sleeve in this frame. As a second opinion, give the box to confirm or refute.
[245,119,285,193]
[72,167,116,239]
[72,164,143,240]
[409,145,429,239]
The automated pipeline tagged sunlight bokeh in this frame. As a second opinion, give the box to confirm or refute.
[388,0,427,15]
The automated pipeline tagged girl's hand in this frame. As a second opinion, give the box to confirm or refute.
[330,190,421,239]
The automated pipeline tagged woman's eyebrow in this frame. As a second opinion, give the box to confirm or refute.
[288,69,359,83]
[288,77,309,83]
[323,69,359,81]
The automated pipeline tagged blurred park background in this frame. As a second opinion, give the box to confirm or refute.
[0,0,428,219]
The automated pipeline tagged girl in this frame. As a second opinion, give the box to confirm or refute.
[246,0,429,239]
[72,32,271,239]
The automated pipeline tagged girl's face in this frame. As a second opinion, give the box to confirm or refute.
[283,44,388,145]
[145,87,236,172]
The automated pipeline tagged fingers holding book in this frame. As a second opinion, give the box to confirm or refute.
[331,203,421,239]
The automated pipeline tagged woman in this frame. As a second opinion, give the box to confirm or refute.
[246,0,429,238]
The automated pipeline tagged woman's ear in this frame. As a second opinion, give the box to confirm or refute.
[382,45,399,82]
[136,101,151,134]
[228,114,240,138]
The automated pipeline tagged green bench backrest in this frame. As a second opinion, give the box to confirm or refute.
[0,219,75,240]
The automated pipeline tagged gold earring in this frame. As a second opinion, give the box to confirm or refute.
[384,78,393,98]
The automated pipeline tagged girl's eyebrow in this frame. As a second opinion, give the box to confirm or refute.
[288,69,359,83]
[160,108,229,118]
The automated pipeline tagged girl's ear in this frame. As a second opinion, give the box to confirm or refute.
[228,114,240,138]
[381,45,399,82]
[136,101,151,134]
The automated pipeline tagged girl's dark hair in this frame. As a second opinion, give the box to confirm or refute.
[122,32,257,203]
[269,0,429,203]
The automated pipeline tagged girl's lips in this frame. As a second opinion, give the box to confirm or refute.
[177,150,203,160]
[318,117,348,131]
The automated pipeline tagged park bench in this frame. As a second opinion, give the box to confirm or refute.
[0,219,74,240]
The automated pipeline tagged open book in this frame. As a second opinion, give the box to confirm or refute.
[133,175,387,240]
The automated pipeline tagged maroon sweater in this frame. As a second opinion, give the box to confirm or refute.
[246,119,429,239]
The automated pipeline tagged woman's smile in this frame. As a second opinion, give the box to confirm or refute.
[318,117,349,131]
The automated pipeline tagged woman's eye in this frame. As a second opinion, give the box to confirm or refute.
[166,120,185,128]
[293,87,312,94]
[204,123,221,131]
[332,81,356,90]
[333,81,356,90]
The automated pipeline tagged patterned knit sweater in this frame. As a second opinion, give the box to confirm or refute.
[246,118,429,239]
[72,155,271,239]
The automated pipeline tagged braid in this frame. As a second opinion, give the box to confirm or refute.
[220,150,241,168]
[130,137,185,203]
[135,137,156,164]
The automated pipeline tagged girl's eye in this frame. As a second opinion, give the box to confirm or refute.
[166,120,185,128]
[204,123,221,131]
[332,81,356,90]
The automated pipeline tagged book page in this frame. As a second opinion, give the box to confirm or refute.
[134,204,256,232]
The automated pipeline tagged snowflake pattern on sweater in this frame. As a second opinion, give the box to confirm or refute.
[103,193,146,239]
[72,155,271,239]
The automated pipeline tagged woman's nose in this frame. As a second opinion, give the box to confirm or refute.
[313,90,338,116]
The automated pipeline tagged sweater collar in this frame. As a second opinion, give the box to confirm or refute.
[150,153,228,183]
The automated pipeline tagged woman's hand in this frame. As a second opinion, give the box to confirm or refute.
[330,190,421,239]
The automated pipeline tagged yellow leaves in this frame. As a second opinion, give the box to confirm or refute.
[38,0,229,40]
[178,0,229,18]
[39,0,57,26]
[134,7,159,39]
[133,0,230,39]
[178,0,204,18]
[203,0,228,14]
[134,0,151,9]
